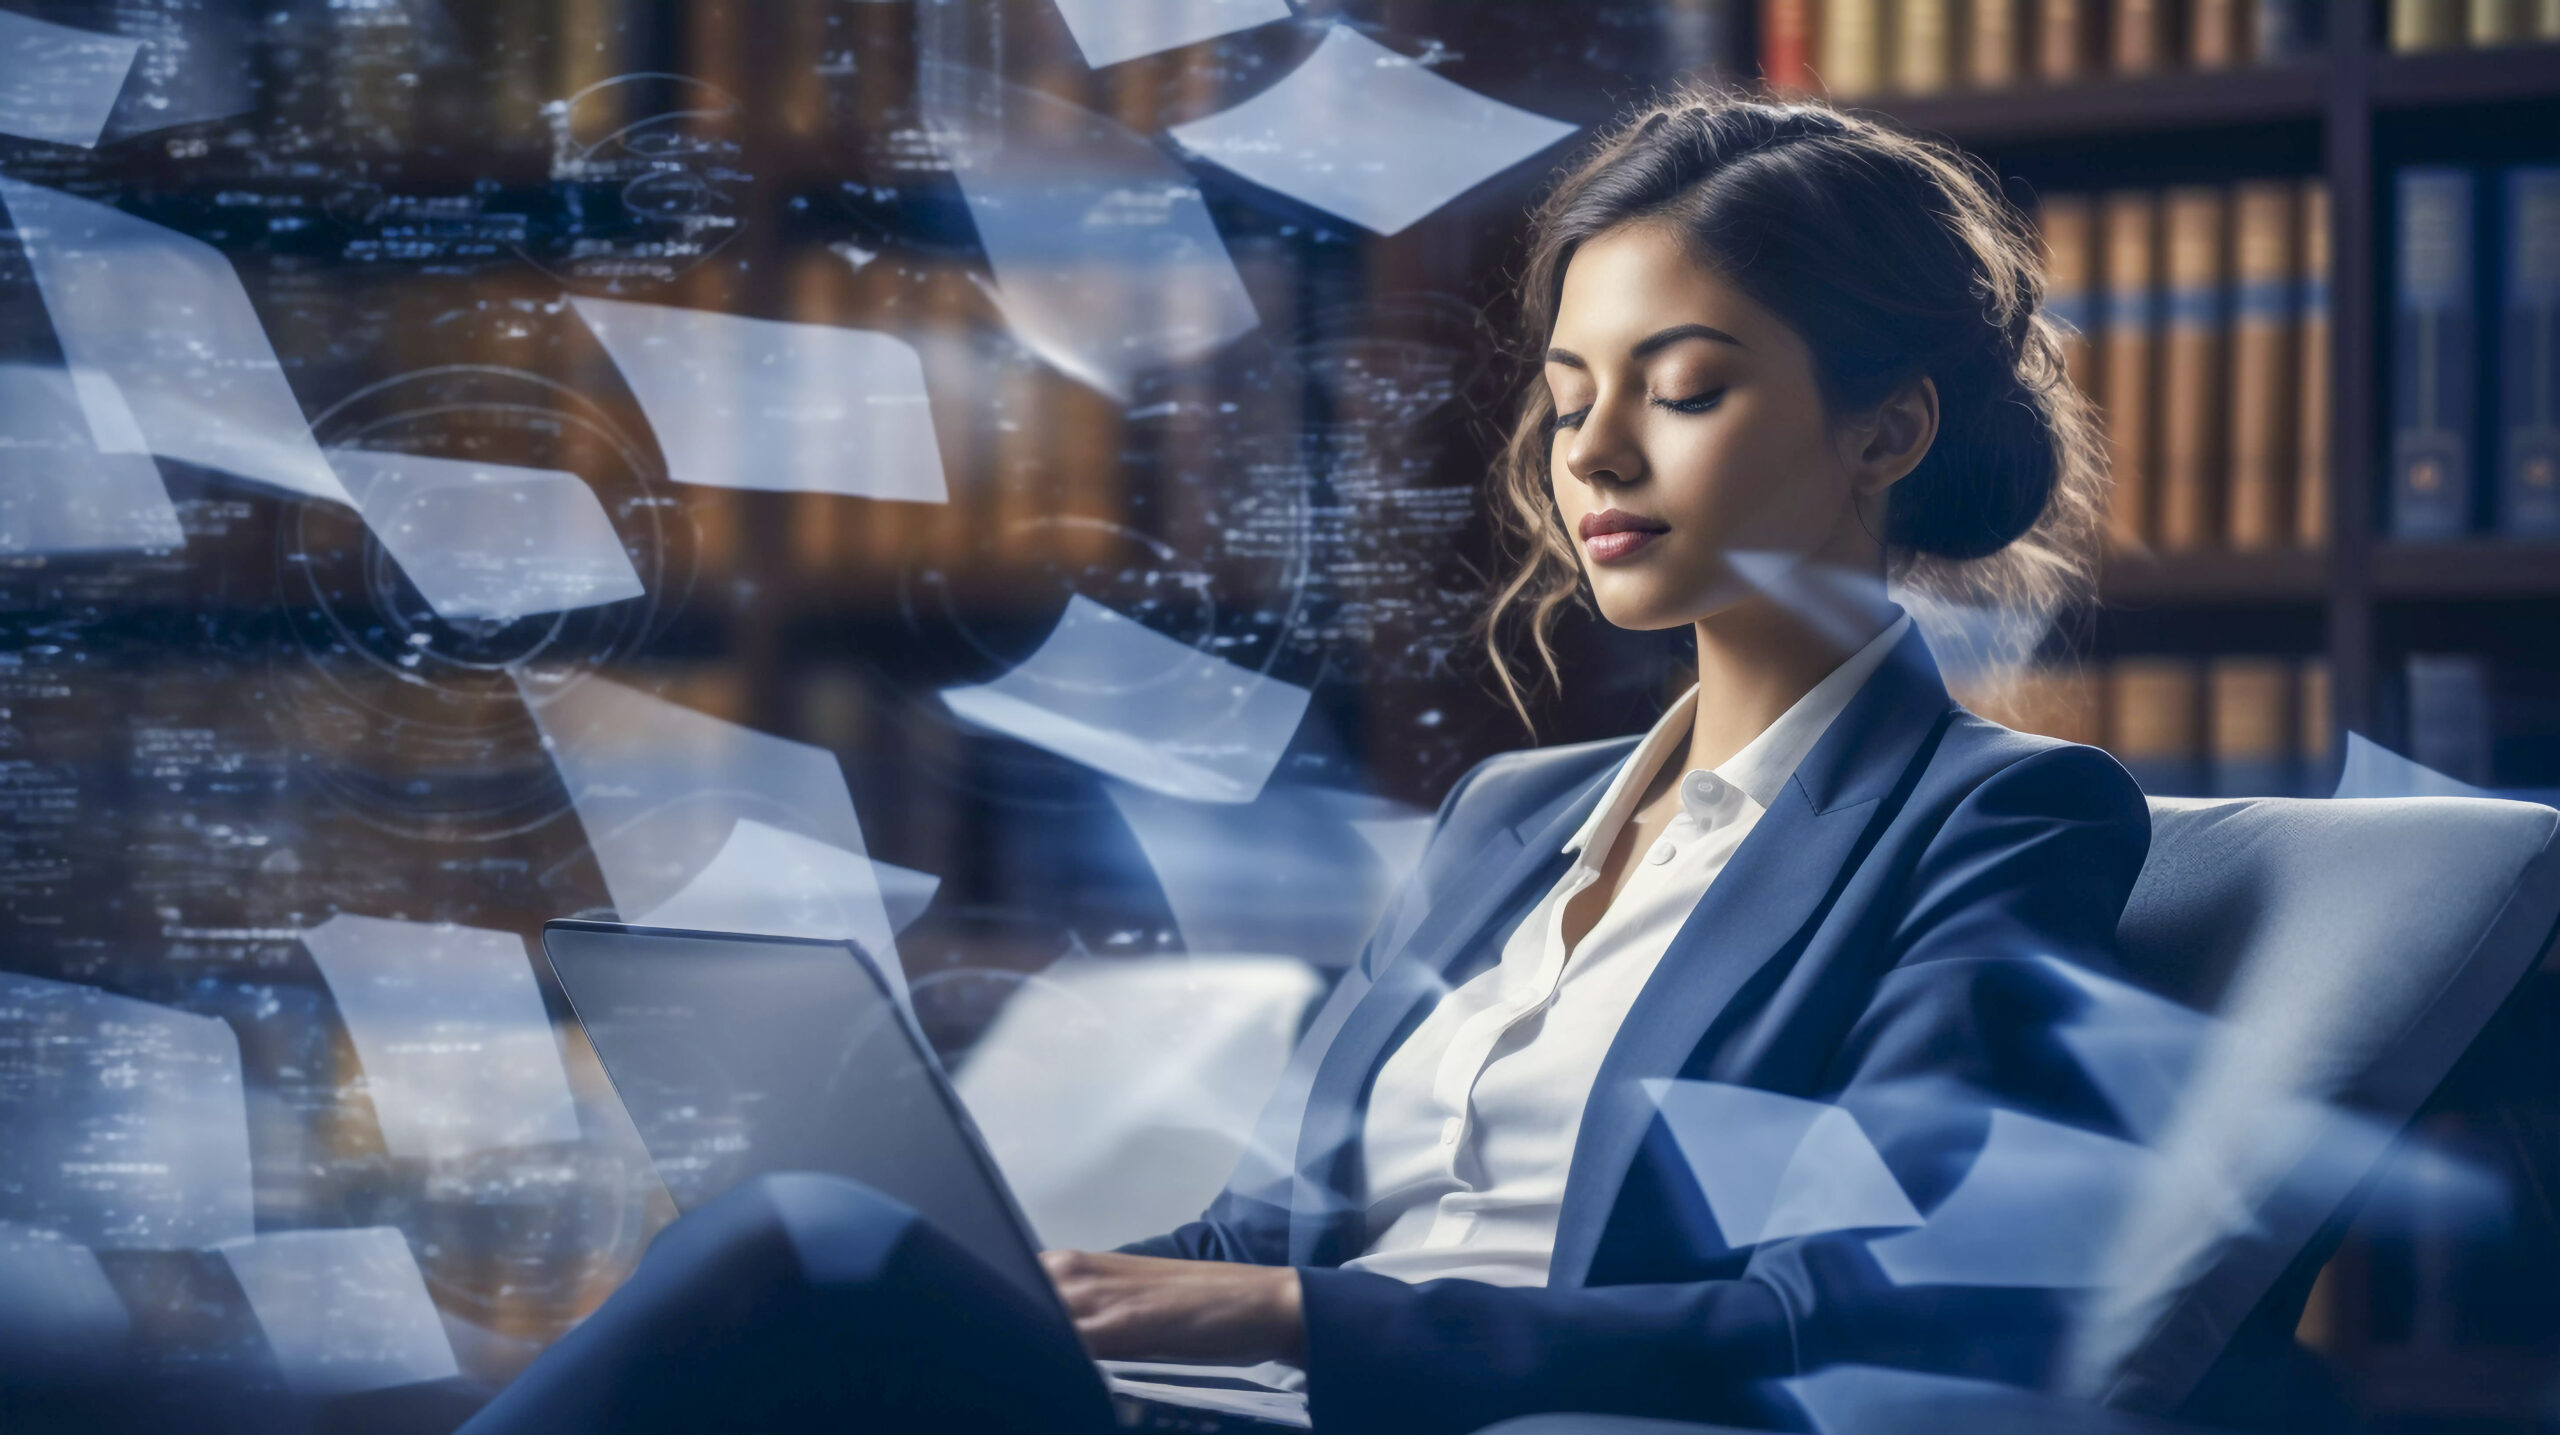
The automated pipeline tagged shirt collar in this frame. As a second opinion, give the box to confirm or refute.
[1563,608,1914,855]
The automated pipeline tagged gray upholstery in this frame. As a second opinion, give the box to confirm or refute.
[2067,794,2560,1410]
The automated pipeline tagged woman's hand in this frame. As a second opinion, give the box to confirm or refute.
[1039,1250,1305,1365]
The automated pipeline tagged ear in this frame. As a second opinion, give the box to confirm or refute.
[1838,375,1939,498]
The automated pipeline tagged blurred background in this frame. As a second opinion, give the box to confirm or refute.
[0,0,2555,1431]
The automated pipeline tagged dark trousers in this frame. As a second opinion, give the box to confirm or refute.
[457,1172,1121,1435]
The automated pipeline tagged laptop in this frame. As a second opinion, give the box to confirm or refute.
[536,919,1311,1432]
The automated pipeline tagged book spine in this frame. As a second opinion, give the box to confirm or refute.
[2297,179,2332,547]
[1761,0,1818,92]
[1662,0,1746,74]
[2037,0,2091,80]
[2540,0,2560,40]
[2102,190,2161,548]
[2227,181,2299,550]
[2469,0,2529,43]
[2252,0,2318,61]
[2113,0,2170,71]
[2407,653,2494,786]
[1968,0,2022,86]
[1896,0,1957,92]
[2499,166,2560,537]
[2298,657,2335,794]
[1820,0,1886,95]
[2209,656,2297,795]
[2191,0,2244,67]
[2391,168,2477,540]
[2039,195,2100,396]
[2159,187,2229,550]
[2108,657,2206,795]
[2392,0,2464,50]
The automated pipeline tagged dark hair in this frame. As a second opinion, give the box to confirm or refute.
[1477,85,2107,730]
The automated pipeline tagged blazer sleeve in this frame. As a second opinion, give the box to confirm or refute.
[1293,743,2153,1435]
[1114,753,1505,1265]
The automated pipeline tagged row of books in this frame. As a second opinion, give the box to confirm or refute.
[1758,0,2327,98]
[1954,655,2336,797]
[2390,0,2560,51]
[2390,166,2560,540]
[2037,180,2332,553]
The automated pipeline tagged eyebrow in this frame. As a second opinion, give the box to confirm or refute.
[1544,322,1748,369]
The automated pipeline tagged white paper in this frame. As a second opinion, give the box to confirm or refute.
[1106,782,1416,967]
[955,954,1321,1251]
[1050,0,1295,68]
[0,1223,129,1365]
[2043,959,2211,1145]
[1167,26,1578,236]
[1644,1080,1920,1249]
[569,295,946,501]
[637,817,918,1009]
[940,594,1311,803]
[0,972,253,1250]
[0,178,351,506]
[0,10,141,149]
[218,1227,460,1397]
[931,71,1258,398]
[327,449,644,621]
[516,671,908,997]
[0,363,181,554]
[2332,729,2494,799]
[298,914,583,1162]
[1869,1108,2154,1288]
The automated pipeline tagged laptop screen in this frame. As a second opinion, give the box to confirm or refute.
[539,921,1057,1309]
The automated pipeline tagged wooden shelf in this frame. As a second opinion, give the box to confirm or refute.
[2099,547,2328,605]
[2374,541,2560,598]
[1850,63,2327,147]
[2373,41,2560,109]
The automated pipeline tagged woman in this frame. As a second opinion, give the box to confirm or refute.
[465,91,2144,1435]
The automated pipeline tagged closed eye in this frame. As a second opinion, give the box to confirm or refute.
[1653,389,1724,414]
[1547,405,1592,434]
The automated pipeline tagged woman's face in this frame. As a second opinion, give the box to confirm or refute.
[1544,220,1888,633]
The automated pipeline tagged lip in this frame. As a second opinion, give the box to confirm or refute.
[1579,508,1669,563]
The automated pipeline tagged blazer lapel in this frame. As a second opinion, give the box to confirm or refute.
[1547,627,1955,1287]
[1285,742,1633,1263]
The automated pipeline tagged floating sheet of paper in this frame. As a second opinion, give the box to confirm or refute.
[1869,1108,2153,1288]
[1167,26,1578,236]
[0,972,253,1250]
[0,10,141,148]
[930,69,1259,398]
[326,450,643,621]
[637,817,923,1003]
[2332,730,2494,799]
[0,363,181,553]
[955,954,1321,1250]
[218,1227,459,1397]
[1051,0,1295,68]
[0,178,349,505]
[940,594,1311,803]
[299,914,582,1161]
[568,295,945,501]
[1644,1080,1920,1250]
[1107,782,1419,967]
[2044,959,2212,1145]
[516,672,907,1001]
[96,0,255,141]
[0,1223,129,1369]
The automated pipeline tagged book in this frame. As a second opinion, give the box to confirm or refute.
[1820,0,1886,95]
[2407,653,2494,786]
[2226,181,2299,550]
[2038,194,2099,395]
[1895,0,1957,92]
[2469,0,2531,43]
[2191,0,2244,67]
[2541,0,2560,40]
[2390,168,2477,540]
[2158,187,2228,550]
[2391,0,2464,50]
[2299,658,2335,793]
[1967,0,2023,87]
[2498,166,2560,537]
[2253,0,2322,61]
[1953,664,2103,745]
[2112,0,2171,71]
[2209,656,2296,795]
[2297,179,2332,548]
[1760,0,1818,92]
[2109,657,2206,795]
[1660,0,1746,74]
[2101,190,2162,548]
[2036,0,2093,80]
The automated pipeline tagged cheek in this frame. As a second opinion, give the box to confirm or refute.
[1658,400,1843,533]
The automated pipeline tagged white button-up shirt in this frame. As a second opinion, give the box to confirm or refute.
[1343,611,1913,1287]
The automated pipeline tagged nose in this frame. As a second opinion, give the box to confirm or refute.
[1560,394,1643,490]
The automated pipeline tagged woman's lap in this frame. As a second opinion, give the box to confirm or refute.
[458,1172,1119,1435]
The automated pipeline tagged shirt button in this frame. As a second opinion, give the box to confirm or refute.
[1685,770,1729,804]
[1439,1117,1464,1146]
[1646,838,1677,865]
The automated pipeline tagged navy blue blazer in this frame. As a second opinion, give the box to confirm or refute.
[1126,625,2153,1435]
